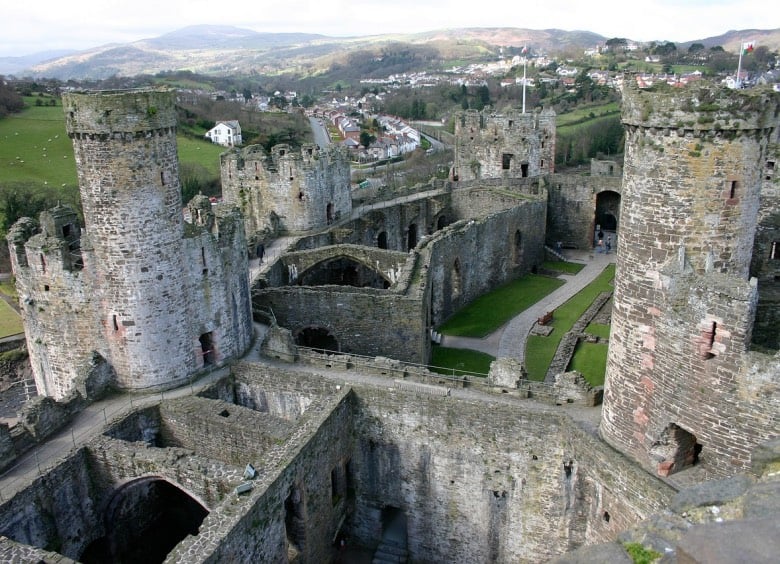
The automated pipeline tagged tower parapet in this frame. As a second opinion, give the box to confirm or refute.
[221,143,352,239]
[454,107,556,182]
[601,82,780,479]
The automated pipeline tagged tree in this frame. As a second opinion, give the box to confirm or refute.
[688,43,706,54]
[359,131,376,149]
[0,79,24,117]
[605,38,628,51]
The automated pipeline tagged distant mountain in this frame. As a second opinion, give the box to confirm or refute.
[0,49,79,76]
[5,25,779,80]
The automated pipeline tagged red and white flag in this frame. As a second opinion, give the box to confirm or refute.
[521,45,528,55]
[742,41,755,55]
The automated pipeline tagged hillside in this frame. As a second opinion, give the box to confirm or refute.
[5,25,780,80]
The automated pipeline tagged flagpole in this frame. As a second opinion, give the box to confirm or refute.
[522,47,527,114]
[736,39,743,88]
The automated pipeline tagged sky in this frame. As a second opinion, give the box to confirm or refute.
[2,0,778,58]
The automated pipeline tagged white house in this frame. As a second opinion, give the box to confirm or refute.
[205,121,242,147]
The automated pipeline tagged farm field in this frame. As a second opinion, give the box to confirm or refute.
[0,100,226,188]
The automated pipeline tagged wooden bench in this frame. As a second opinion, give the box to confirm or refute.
[537,311,554,325]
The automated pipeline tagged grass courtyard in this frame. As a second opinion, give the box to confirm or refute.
[433,263,615,384]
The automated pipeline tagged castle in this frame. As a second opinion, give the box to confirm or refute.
[0,83,777,563]
[6,90,254,400]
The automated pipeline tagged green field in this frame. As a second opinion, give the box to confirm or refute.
[437,274,566,338]
[556,102,620,128]
[0,101,226,188]
[430,345,494,377]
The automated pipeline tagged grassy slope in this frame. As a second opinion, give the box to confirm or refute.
[0,100,226,187]
[0,299,23,338]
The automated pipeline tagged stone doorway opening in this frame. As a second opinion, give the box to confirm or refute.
[285,485,306,562]
[374,506,408,563]
[650,423,702,476]
[199,332,215,366]
[595,190,621,232]
[81,477,208,564]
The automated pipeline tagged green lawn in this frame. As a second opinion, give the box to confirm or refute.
[0,103,77,187]
[542,260,585,275]
[0,298,23,338]
[556,102,620,127]
[568,341,608,386]
[584,322,610,339]
[430,345,494,377]
[437,274,566,338]
[0,101,225,187]
[525,264,615,380]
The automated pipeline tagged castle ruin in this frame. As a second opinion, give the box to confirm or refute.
[0,83,777,563]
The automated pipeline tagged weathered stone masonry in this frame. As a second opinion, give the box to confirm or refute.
[7,90,254,399]
[601,82,780,479]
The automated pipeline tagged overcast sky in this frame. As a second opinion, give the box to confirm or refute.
[2,0,777,58]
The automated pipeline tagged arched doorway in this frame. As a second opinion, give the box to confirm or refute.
[407,224,418,251]
[595,191,621,232]
[377,231,388,249]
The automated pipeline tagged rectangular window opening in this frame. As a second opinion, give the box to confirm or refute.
[502,153,513,170]
[729,180,738,199]
[112,315,119,331]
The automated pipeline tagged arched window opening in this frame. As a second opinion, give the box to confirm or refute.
[451,259,462,301]
[514,230,523,265]
[407,224,418,251]
[377,231,388,249]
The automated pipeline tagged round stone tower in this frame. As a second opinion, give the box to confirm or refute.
[63,90,194,391]
[600,82,780,478]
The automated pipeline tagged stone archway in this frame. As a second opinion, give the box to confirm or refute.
[80,476,209,564]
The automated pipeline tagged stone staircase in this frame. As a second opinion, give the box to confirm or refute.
[372,509,408,564]
[372,537,408,563]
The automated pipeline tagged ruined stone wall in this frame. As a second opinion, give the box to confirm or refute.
[221,143,352,238]
[8,216,100,399]
[62,90,193,392]
[255,286,428,363]
[454,107,556,182]
[750,127,780,349]
[182,203,254,369]
[347,385,671,563]
[602,83,780,479]
[169,363,355,564]
[0,448,105,559]
[427,201,547,327]
[546,174,622,249]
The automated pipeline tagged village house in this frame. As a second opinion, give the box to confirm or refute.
[204,120,242,147]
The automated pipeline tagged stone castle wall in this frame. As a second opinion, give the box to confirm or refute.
[546,174,622,249]
[7,90,253,399]
[221,143,352,239]
[601,83,780,479]
[454,107,556,182]
[253,187,546,363]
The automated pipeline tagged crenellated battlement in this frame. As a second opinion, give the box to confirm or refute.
[454,107,556,181]
[621,80,780,133]
[62,89,177,136]
[221,142,352,236]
